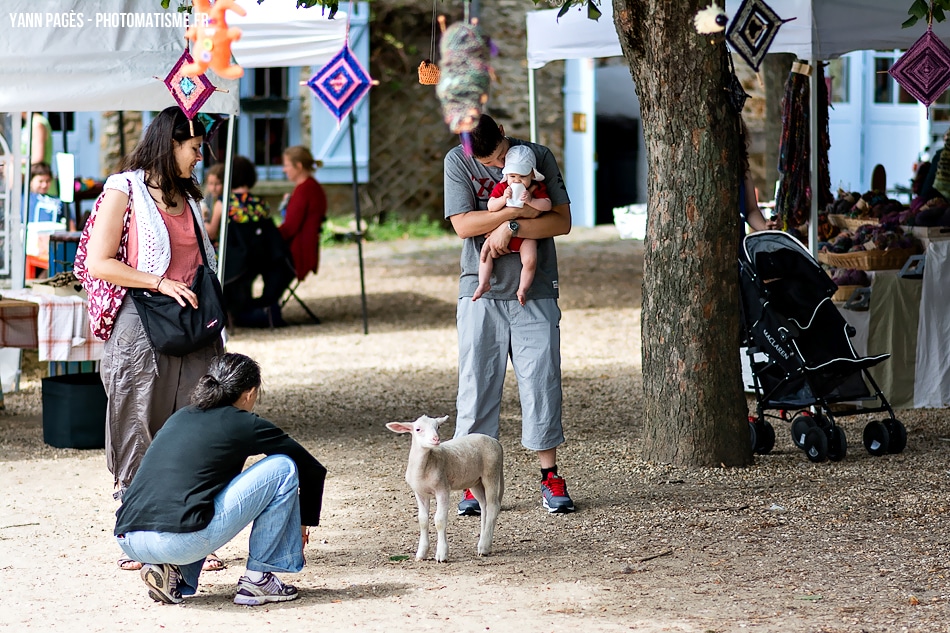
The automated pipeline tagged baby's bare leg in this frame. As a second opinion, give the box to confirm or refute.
[473,256,494,301]
[516,239,538,305]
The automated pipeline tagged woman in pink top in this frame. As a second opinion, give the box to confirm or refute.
[76,106,223,571]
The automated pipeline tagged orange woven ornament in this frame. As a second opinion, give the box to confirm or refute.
[418,59,441,85]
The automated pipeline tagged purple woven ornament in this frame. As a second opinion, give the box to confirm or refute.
[164,49,216,121]
[889,27,950,110]
[308,43,373,124]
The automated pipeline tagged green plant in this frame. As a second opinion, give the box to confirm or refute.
[321,214,451,245]
[905,0,950,27]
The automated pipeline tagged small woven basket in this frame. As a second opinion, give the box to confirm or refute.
[832,284,865,302]
[817,246,919,271]
[418,59,441,85]
[828,214,880,231]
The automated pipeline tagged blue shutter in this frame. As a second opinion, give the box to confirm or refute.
[309,2,370,184]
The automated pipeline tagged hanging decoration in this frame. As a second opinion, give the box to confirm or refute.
[418,0,441,85]
[307,42,375,124]
[725,53,750,113]
[726,0,793,72]
[888,27,950,114]
[182,0,246,80]
[435,16,492,137]
[775,62,833,232]
[694,3,728,35]
[163,48,217,134]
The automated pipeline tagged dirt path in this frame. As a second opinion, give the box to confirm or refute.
[1,226,948,632]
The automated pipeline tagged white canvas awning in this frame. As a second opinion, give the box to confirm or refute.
[0,0,238,114]
[230,0,347,69]
[527,0,950,68]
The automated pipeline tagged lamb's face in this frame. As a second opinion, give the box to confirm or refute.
[413,415,445,448]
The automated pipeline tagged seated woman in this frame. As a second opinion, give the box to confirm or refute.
[114,352,327,606]
[280,146,327,282]
[210,156,296,327]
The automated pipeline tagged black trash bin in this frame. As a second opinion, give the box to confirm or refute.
[42,372,107,449]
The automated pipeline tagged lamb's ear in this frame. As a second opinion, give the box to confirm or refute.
[386,422,413,434]
[435,416,449,426]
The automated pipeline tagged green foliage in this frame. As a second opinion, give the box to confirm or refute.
[533,0,602,21]
[904,0,950,28]
[322,214,451,245]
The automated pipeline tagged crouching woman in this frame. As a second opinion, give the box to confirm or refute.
[114,353,326,606]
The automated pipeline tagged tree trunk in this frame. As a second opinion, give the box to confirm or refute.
[613,0,752,467]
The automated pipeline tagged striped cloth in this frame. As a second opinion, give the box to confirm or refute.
[2,290,105,362]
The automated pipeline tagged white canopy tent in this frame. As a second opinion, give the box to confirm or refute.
[0,0,349,288]
[525,0,950,240]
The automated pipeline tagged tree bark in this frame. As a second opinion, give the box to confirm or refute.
[613,0,752,467]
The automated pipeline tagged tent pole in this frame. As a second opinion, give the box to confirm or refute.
[808,62,819,257]
[528,68,538,143]
[348,111,369,335]
[14,113,27,291]
[216,113,237,285]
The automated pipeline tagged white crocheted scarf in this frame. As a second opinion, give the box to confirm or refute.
[103,170,217,274]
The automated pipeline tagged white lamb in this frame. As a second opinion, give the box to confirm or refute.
[386,414,504,562]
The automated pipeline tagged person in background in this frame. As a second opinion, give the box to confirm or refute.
[210,156,295,328]
[201,162,225,234]
[26,162,67,226]
[21,112,55,197]
[115,353,327,606]
[74,106,224,573]
[443,114,576,516]
[280,146,327,283]
[737,118,776,234]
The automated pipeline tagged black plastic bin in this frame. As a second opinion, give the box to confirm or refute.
[42,372,107,449]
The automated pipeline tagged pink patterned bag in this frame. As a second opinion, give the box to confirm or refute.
[73,185,133,341]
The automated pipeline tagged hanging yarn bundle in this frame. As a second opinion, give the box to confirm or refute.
[435,17,491,136]
[775,61,832,230]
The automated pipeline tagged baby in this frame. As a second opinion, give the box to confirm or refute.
[474,145,552,305]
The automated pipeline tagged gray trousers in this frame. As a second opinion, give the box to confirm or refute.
[101,297,222,494]
[454,297,564,451]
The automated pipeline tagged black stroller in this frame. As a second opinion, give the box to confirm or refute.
[739,230,906,462]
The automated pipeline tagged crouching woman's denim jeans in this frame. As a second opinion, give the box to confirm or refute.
[116,454,304,595]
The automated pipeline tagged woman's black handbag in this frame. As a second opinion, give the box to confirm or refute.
[130,212,225,356]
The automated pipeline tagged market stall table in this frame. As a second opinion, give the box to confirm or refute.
[0,290,103,363]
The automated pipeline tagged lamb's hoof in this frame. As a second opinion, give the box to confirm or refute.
[477,549,491,557]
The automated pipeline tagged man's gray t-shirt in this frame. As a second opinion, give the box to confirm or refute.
[443,138,570,301]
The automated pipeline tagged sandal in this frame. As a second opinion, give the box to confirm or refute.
[117,556,143,571]
[202,553,226,572]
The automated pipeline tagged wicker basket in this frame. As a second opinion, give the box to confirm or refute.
[817,246,919,270]
[828,214,880,231]
[418,60,441,85]
[832,284,865,302]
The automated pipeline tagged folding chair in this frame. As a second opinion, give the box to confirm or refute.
[281,263,321,325]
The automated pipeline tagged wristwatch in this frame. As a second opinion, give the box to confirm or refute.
[508,220,519,236]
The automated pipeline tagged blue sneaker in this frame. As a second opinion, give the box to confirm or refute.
[457,489,481,516]
[541,473,575,513]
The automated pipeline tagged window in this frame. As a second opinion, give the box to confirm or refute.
[827,57,849,104]
[873,52,917,105]
[238,67,301,180]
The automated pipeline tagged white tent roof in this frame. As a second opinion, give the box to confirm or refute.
[0,0,348,113]
[527,0,950,68]
[230,0,347,69]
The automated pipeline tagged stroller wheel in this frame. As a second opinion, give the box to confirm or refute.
[790,413,817,450]
[751,420,775,455]
[863,420,891,456]
[826,426,847,462]
[884,419,907,454]
[803,427,828,462]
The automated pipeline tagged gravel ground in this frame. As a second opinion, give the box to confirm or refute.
[1,225,949,633]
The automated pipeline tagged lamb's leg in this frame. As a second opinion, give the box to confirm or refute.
[470,483,493,556]
[433,487,451,562]
[415,492,431,560]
